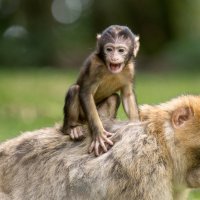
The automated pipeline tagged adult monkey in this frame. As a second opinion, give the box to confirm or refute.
[62,25,140,156]
[1,95,200,199]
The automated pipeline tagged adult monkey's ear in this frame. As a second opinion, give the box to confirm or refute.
[172,106,194,128]
[133,35,140,57]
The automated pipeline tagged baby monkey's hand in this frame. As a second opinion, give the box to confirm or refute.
[89,130,114,156]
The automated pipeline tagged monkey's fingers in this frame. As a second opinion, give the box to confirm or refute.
[95,140,100,156]
[89,141,95,154]
[73,128,79,139]
[102,133,114,146]
[70,130,75,140]
[99,138,108,153]
[89,135,112,156]
[76,127,84,140]
[99,143,111,155]
[70,127,85,141]
[89,139,103,156]
[104,130,113,137]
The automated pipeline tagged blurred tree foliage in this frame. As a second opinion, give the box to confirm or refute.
[0,0,199,71]
[93,0,173,53]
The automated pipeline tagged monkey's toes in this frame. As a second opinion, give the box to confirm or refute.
[70,126,85,141]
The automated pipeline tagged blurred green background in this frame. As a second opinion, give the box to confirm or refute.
[0,0,200,70]
[0,0,200,199]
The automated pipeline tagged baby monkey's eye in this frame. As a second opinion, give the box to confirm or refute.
[106,47,113,52]
[118,48,125,53]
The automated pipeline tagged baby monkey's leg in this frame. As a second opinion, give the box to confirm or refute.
[62,85,84,140]
[97,93,120,119]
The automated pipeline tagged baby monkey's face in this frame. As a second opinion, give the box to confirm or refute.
[96,25,140,74]
[104,43,129,74]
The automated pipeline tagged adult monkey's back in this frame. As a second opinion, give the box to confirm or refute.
[1,95,200,199]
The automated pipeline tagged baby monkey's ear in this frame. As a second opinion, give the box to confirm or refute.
[172,106,194,128]
[96,34,101,40]
[133,35,140,57]
[96,34,102,54]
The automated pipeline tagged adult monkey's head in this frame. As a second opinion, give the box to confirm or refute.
[96,25,140,74]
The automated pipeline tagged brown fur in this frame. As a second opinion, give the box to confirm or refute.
[1,95,200,199]
[62,25,139,155]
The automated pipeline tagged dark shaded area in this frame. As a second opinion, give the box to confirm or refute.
[0,0,200,71]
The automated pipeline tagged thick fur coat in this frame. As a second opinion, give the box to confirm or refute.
[1,95,200,200]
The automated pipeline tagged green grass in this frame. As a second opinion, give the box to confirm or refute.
[0,68,77,140]
[0,68,200,199]
[119,72,200,119]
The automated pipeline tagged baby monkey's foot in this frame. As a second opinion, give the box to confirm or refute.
[89,130,114,156]
[69,126,84,140]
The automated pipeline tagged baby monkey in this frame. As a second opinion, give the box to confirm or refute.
[62,25,140,156]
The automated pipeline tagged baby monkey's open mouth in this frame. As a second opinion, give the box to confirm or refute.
[108,63,123,73]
